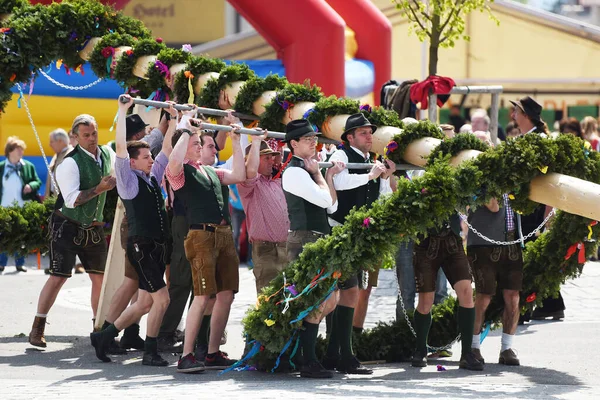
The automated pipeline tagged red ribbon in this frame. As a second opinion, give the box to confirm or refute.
[565,241,586,264]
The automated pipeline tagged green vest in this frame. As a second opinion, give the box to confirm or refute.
[175,164,231,225]
[60,145,111,226]
[123,175,169,240]
[283,157,331,234]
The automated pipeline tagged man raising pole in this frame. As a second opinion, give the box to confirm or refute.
[90,95,175,366]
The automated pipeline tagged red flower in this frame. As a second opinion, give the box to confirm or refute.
[101,46,115,58]
[0,27,11,34]
[125,49,134,57]
[156,37,163,43]
[526,293,536,303]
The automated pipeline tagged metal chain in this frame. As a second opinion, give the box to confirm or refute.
[394,264,461,352]
[38,69,102,91]
[457,208,556,246]
[16,83,59,194]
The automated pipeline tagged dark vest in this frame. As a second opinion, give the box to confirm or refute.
[329,147,380,224]
[467,205,518,247]
[123,175,168,240]
[57,145,111,226]
[424,213,462,238]
[283,157,331,234]
[174,164,231,225]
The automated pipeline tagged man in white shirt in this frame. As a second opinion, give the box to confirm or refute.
[29,114,116,348]
[282,119,342,379]
[323,113,395,374]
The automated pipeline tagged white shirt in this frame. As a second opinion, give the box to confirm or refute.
[329,147,392,194]
[56,145,116,208]
[1,161,24,207]
[282,156,334,212]
[218,134,250,171]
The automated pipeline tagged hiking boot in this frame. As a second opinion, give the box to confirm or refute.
[120,324,145,351]
[472,348,485,364]
[157,335,183,353]
[142,352,169,367]
[411,349,428,368]
[336,356,373,375]
[16,265,27,272]
[459,351,484,371]
[177,353,205,373]
[205,351,237,370]
[499,349,520,366]
[90,331,114,362]
[195,343,208,362]
[29,316,47,348]
[300,360,334,379]
[321,355,339,371]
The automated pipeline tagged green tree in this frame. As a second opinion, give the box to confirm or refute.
[393,0,499,76]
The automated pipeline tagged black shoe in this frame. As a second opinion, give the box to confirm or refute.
[142,352,169,367]
[177,353,205,373]
[531,309,564,320]
[157,335,183,353]
[106,338,127,355]
[120,324,145,350]
[300,360,334,379]
[205,351,237,370]
[459,351,484,371]
[321,355,339,371]
[336,356,373,375]
[195,343,208,362]
[16,266,26,272]
[411,349,428,368]
[90,331,112,362]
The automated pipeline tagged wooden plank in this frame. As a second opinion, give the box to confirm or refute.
[94,199,126,331]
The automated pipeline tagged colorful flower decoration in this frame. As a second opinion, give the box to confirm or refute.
[154,60,170,78]
[125,49,134,57]
[436,365,446,371]
[526,293,537,303]
[101,46,115,58]
[360,104,372,113]
[332,271,342,279]
[181,44,193,53]
[385,140,398,157]
[286,284,298,296]
[363,217,374,228]
[0,27,12,34]
[156,37,163,43]
[421,188,428,194]
[264,319,276,327]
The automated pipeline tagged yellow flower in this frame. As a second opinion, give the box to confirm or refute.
[264,319,276,327]
[538,166,548,174]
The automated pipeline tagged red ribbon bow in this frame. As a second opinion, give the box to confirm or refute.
[565,241,586,264]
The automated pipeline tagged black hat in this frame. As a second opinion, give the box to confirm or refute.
[341,113,377,142]
[285,119,320,142]
[509,96,543,122]
[126,114,149,140]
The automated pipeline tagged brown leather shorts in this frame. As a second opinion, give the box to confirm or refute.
[413,232,472,293]
[467,245,523,295]
[184,226,239,296]
[252,240,288,292]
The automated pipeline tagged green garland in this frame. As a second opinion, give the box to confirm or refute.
[113,38,165,93]
[46,0,129,69]
[361,106,404,128]
[0,198,55,256]
[305,96,360,131]
[259,82,324,132]
[233,74,288,116]
[0,0,27,15]
[143,47,191,99]
[384,120,445,165]
[88,32,135,80]
[171,55,225,103]
[427,133,490,165]
[198,63,256,109]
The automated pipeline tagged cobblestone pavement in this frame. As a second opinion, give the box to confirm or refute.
[0,256,599,399]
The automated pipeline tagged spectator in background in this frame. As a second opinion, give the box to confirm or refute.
[449,104,466,134]
[561,118,583,138]
[0,136,42,273]
[581,116,600,151]
[69,131,78,147]
[471,108,505,141]
[459,124,473,134]
[505,122,521,139]
[45,128,73,198]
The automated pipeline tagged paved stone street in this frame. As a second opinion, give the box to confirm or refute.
[0,256,599,399]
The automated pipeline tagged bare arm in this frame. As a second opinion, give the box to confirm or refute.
[220,124,246,185]
[74,175,116,207]
[115,95,133,159]
[325,161,345,204]
[168,129,190,178]
[245,129,268,180]
[161,102,178,157]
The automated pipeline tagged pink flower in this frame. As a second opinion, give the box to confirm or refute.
[181,44,192,52]
[156,37,163,43]
[421,188,428,194]
[101,46,115,58]
[363,217,374,228]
